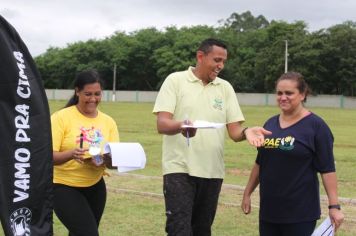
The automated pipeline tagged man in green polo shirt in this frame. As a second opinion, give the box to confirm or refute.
[153,38,270,236]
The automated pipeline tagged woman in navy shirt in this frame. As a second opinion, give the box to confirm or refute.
[241,72,344,236]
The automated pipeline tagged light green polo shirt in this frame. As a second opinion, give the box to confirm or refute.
[153,66,245,178]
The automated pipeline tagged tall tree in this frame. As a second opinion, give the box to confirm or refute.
[223,11,269,32]
[152,25,217,89]
[320,22,356,95]
[34,13,356,96]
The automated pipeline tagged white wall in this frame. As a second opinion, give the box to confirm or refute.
[45,89,356,109]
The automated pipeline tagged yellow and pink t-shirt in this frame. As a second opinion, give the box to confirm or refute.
[51,105,119,187]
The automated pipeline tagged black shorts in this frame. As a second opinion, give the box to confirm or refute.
[163,173,223,236]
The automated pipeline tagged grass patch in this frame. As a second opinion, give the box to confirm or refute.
[3,101,355,235]
[53,172,355,235]
[52,101,356,235]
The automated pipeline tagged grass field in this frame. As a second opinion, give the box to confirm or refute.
[47,101,356,236]
[3,101,355,235]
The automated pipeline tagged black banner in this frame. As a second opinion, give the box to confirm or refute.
[0,15,53,235]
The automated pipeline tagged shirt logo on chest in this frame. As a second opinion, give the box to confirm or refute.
[263,135,295,150]
[77,126,103,146]
[213,98,223,111]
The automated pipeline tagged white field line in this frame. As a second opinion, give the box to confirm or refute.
[108,172,356,223]
[114,172,356,205]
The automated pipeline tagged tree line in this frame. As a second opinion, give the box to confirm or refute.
[35,11,356,96]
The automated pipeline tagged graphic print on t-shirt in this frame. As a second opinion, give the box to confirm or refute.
[77,126,104,147]
[263,135,295,150]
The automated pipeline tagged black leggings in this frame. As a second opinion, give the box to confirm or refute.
[54,178,106,236]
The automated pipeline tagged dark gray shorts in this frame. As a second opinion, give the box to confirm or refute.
[163,173,223,236]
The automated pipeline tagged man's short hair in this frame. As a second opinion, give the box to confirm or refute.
[198,38,227,54]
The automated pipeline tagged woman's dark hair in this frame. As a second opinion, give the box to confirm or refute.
[276,71,311,102]
[65,69,104,108]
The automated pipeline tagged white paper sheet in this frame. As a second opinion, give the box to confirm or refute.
[104,142,146,173]
[181,120,225,129]
[311,217,334,236]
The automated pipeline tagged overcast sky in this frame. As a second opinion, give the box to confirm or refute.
[1,0,356,56]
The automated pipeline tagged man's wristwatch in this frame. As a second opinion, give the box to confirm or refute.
[241,127,248,139]
[328,204,341,210]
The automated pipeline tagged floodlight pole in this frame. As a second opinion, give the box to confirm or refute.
[112,63,117,102]
[284,40,288,73]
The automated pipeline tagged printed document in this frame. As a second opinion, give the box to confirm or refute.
[181,120,225,129]
[104,142,146,173]
[311,217,334,236]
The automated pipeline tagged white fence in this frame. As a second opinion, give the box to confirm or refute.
[45,89,356,109]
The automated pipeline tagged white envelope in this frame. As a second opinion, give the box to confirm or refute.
[104,142,146,173]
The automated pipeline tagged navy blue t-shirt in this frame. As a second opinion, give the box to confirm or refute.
[256,113,335,223]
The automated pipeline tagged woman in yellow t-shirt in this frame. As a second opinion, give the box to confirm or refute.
[51,69,119,236]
